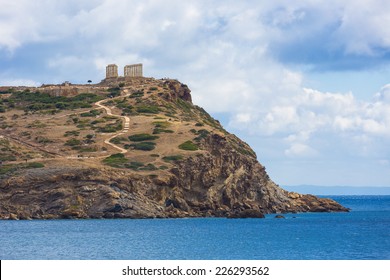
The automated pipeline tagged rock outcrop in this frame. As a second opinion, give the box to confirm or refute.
[0,158,348,220]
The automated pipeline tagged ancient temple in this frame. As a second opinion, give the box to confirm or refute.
[124,63,143,77]
[106,64,118,79]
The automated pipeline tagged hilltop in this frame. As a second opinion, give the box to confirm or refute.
[0,77,348,219]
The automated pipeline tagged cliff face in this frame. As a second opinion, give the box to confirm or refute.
[0,78,348,219]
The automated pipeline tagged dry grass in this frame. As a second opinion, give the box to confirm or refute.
[0,78,221,174]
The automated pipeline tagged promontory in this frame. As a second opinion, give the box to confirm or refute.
[0,70,348,219]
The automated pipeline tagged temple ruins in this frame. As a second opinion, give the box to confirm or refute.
[124,64,143,77]
[106,64,118,79]
[105,63,143,79]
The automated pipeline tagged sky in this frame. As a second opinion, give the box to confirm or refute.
[1,0,390,188]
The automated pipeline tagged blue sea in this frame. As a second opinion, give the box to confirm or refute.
[0,195,389,260]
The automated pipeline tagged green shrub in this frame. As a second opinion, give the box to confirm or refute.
[178,141,198,151]
[176,99,193,114]
[0,162,44,176]
[98,126,122,133]
[65,138,81,146]
[55,102,68,110]
[107,87,121,97]
[102,153,127,167]
[129,142,156,151]
[110,136,128,144]
[76,123,87,129]
[27,120,46,128]
[0,164,15,175]
[35,136,53,144]
[27,162,45,168]
[130,91,144,98]
[153,128,174,134]
[136,105,160,114]
[152,121,173,134]
[162,155,183,162]
[116,101,133,114]
[103,116,118,120]
[121,108,133,115]
[150,154,160,157]
[125,161,144,170]
[71,93,103,103]
[104,100,115,106]
[7,91,103,112]
[159,165,169,170]
[97,120,123,133]
[64,130,80,137]
[193,129,210,142]
[80,109,101,117]
[153,121,170,128]
[128,134,159,142]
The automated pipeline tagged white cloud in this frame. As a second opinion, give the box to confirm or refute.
[374,84,390,103]
[285,143,318,158]
[332,0,390,56]
[230,84,390,160]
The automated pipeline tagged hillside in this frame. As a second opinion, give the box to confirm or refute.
[0,77,348,219]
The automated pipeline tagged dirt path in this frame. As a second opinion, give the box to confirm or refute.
[94,95,130,154]
[2,92,132,163]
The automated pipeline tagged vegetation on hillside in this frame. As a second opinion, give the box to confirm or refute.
[128,141,156,151]
[0,162,44,177]
[152,121,174,134]
[178,140,198,151]
[162,155,183,162]
[1,90,104,113]
[102,153,159,171]
[102,153,128,167]
[128,134,159,142]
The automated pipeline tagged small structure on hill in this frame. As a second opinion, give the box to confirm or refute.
[124,63,143,77]
[106,64,118,79]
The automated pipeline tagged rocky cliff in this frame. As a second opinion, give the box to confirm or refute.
[0,77,348,219]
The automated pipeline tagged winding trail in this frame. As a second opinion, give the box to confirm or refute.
[2,91,133,163]
[94,96,130,154]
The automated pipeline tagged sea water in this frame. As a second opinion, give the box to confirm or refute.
[0,195,389,260]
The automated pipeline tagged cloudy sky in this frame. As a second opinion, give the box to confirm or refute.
[1,0,390,188]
